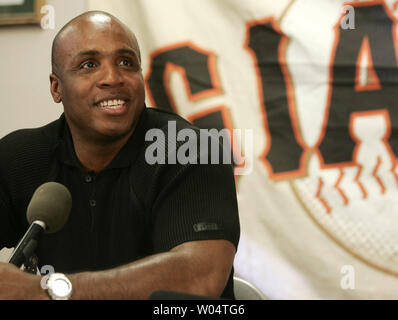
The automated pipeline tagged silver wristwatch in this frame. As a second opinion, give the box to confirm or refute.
[46,273,73,300]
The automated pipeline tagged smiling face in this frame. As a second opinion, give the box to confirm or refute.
[50,13,145,144]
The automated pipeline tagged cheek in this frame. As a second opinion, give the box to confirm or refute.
[131,78,146,101]
[62,82,92,108]
[61,86,91,117]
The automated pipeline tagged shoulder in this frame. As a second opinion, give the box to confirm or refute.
[0,117,63,183]
[0,118,61,158]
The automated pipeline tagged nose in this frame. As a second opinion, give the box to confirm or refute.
[97,62,124,88]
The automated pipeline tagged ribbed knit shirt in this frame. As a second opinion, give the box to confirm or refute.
[0,107,240,299]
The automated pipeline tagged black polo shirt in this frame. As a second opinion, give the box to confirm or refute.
[0,107,240,298]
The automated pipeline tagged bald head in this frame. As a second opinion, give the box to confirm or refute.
[51,11,141,77]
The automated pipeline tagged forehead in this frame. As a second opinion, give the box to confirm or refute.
[57,18,138,59]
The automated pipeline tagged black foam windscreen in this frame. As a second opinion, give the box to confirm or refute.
[26,182,72,233]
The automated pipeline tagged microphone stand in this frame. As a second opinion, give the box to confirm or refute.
[23,254,39,274]
[8,221,44,274]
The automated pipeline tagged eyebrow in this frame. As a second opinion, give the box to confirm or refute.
[75,50,101,58]
[116,48,139,58]
[73,48,139,60]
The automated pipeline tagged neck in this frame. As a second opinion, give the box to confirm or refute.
[71,131,133,173]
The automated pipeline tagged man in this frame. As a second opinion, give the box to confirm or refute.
[0,11,240,299]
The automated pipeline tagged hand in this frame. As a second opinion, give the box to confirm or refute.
[0,262,48,300]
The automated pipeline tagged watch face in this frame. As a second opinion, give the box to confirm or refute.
[48,273,72,299]
[53,278,71,297]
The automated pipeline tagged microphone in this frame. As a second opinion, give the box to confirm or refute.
[8,182,72,267]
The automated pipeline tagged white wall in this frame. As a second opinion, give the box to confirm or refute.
[0,0,88,138]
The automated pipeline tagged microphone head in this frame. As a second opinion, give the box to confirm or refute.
[27,182,72,233]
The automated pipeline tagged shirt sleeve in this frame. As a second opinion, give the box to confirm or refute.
[151,161,240,253]
[0,185,18,249]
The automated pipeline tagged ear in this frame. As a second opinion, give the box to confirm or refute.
[50,73,62,103]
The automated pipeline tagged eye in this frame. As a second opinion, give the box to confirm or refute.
[119,58,133,67]
[80,61,97,69]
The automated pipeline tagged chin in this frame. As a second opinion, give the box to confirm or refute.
[98,125,134,142]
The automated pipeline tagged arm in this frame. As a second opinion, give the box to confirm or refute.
[0,239,235,299]
[69,239,235,299]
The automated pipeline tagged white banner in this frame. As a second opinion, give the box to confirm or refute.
[89,0,398,299]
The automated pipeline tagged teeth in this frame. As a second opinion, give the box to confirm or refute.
[99,99,125,108]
